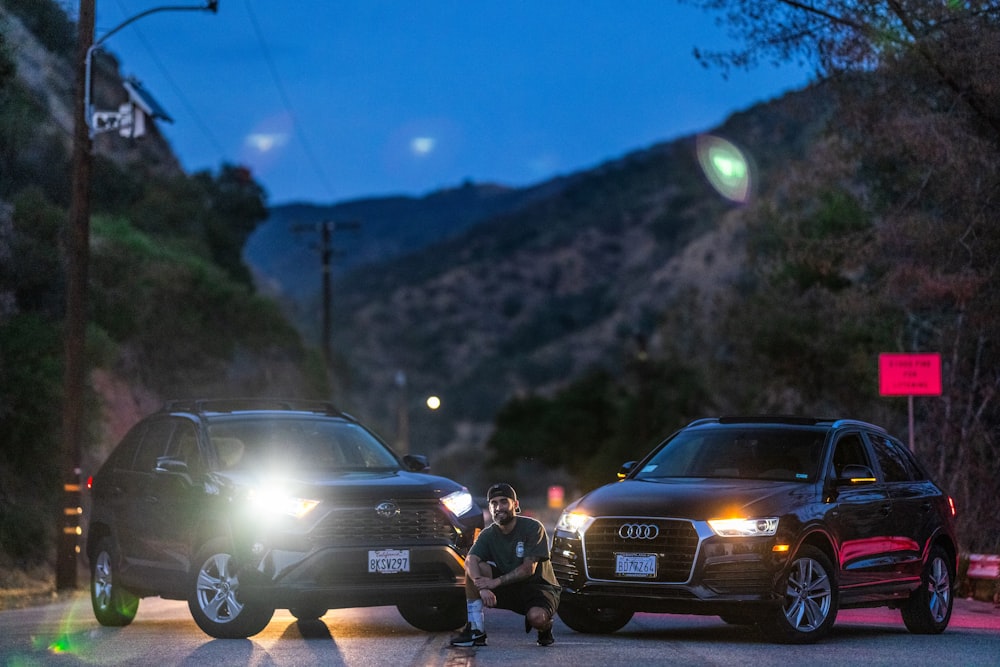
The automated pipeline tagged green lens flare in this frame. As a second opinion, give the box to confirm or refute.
[696,134,752,203]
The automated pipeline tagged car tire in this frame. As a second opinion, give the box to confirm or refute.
[762,545,838,644]
[187,538,274,638]
[90,537,139,626]
[397,598,466,631]
[556,598,634,634]
[289,606,328,621]
[900,545,953,634]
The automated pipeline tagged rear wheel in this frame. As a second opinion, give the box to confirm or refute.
[762,545,838,644]
[556,598,633,634]
[90,537,139,626]
[901,546,953,634]
[397,598,466,631]
[187,538,274,638]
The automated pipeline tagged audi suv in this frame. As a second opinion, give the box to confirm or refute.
[552,416,958,643]
[87,399,484,638]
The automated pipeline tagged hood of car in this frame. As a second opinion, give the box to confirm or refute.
[215,469,465,502]
[572,478,811,520]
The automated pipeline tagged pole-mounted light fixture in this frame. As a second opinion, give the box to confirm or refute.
[84,1,219,138]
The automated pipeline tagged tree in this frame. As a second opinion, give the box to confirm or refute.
[690,0,1000,550]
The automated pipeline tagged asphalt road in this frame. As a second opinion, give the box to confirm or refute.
[1,593,997,666]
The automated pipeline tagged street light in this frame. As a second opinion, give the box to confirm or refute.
[58,0,219,591]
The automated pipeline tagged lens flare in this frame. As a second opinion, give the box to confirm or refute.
[696,134,753,203]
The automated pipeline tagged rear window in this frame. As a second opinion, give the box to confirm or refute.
[634,427,826,482]
[207,416,400,472]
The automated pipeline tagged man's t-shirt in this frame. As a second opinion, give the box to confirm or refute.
[470,515,560,588]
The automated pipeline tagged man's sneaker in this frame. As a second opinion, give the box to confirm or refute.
[450,623,487,647]
[537,628,555,646]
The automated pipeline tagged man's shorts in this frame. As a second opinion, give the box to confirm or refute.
[488,564,561,617]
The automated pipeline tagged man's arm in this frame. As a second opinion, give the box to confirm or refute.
[476,556,538,591]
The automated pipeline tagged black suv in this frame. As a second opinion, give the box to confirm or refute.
[86,399,483,638]
[552,416,957,643]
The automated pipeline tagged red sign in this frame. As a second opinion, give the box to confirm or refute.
[878,353,942,396]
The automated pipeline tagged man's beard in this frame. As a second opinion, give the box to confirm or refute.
[492,509,514,526]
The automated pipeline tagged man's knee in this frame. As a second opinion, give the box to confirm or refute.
[526,606,552,630]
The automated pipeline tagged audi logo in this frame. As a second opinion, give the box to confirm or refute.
[618,523,659,540]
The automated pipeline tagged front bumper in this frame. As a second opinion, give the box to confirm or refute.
[239,543,467,609]
[551,518,788,615]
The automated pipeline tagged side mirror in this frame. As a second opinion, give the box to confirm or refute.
[837,464,877,485]
[155,456,189,475]
[403,454,430,472]
[617,460,637,481]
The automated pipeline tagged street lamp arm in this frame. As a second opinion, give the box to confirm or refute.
[94,1,219,48]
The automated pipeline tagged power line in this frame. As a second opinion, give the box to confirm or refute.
[243,0,336,199]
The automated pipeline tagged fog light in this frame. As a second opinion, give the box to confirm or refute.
[772,544,790,553]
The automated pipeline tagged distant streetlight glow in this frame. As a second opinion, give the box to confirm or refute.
[426,395,441,410]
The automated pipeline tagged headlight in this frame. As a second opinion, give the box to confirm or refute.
[247,484,320,519]
[556,511,594,535]
[441,489,474,517]
[708,517,779,537]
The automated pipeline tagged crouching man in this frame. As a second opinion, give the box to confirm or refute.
[451,483,561,647]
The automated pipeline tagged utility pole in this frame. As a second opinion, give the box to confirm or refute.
[292,220,360,366]
[58,0,219,591]
[57,0,96,591]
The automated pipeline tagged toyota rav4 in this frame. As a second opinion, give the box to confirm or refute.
[87,399,484,638]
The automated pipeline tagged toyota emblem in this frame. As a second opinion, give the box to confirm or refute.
[618,523,659,540]
[375,501,400,519]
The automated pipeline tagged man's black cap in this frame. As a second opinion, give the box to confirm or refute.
[487,483,517,503]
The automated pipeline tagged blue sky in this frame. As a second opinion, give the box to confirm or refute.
[93,1,811,206]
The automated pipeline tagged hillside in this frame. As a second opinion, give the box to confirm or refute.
[245,84,834,462]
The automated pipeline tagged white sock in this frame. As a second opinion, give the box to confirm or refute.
[467,599,484,631]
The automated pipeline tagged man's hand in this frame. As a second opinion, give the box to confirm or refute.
[473,575,498,591]
[479,588,497,607]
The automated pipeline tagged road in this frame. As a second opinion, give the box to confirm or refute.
[1,593,997,666]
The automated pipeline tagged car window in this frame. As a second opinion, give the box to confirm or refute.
[868,433,923,482]
[208,417,400,472]
[132,419,176,473]
[635,427,824,481]
[166,421,204,475]
[831,432,872,477]
[107,423,145,471]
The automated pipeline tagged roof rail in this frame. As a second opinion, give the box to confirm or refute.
[161,398,341,415]
[715,415,832,426]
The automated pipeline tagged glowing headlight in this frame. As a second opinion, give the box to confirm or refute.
[441,489,474,517]
[247,485,320,519]
[556,511,594,535]
[708,517,779,537]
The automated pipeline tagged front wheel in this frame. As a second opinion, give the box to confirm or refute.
[90,537,139,626]
[187,538,274,638]
[900,546,953,634]
[761,545,838,644]
[397,598,466,631]
[556,598,633,634]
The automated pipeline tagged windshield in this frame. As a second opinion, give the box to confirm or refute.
[633,427,825,482]
[208,416,400,472]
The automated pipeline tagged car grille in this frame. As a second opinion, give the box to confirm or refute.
[582,517,699,583]
[308,504,457,547]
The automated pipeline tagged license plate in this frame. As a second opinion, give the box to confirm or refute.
[368,549,410,574]
[615,552,657,578]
